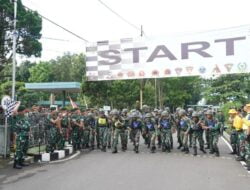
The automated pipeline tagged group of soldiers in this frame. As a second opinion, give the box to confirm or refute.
[9,104,250,171]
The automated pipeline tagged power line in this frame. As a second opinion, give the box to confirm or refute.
[96,0,143,34]
[23,5,89,43]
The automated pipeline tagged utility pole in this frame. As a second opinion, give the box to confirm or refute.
[139,25,144,109]
[11,0,17,100]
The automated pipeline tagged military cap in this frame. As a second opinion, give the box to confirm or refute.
[18,105,26,112]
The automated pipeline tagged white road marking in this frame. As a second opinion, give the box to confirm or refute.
[221,136,233,152]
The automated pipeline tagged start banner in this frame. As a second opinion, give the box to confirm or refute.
[86,25,250,81]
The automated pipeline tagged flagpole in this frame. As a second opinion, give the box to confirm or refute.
[4,117,8,158]
[11,0,17,100]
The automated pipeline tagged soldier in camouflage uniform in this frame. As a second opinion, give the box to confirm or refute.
[70,108,84,150]
[187,108,194,148]
[11,106,31,169]
[96,110,109,152]
[202,110,221,157]
[143,113,157,153]
[190,112,206,156]
[46,107,59,153]
[111,110,126,153]
[129,112,143,153]
[121,109,129,150]
[179,109,191,154]
[85,112,96,150]
[60,108,70,145]
[175,107,183,149]
[158,111,173,153]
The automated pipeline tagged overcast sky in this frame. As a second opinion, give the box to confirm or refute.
[21,0,250,62]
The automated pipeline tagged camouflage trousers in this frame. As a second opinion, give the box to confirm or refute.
[82,129,90,147]
[209,132,219,153]
[245,140,250,166]
[46,127,57,153]
[146,130,156,147]
[15,135,27,162]
[189,130,193,147]
[130,129,141,147]
[56,129,65,150]
[107,128,112,147]
[237,131,246,158]
[89,128,96,148]
[192,131,204,149]
[99,127,108,148]
[161,129,172,149]
[112,128,126,151]
[72,127,81,150]
[180,130,189,149]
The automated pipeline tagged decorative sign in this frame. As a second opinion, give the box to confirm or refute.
[1,96,11,110]
[86,25,250,81]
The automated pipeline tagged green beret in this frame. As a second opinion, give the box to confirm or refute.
[60,107,67,111]
[18,105,26,112]
[50,107,56,111]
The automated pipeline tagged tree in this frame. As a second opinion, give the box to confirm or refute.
[16,60,35,82]
[204,74,250,105]
[29,62,55,82]
[0,0,42,71]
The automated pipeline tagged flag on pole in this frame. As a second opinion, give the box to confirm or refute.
[68,96,78,108]
[4,100,20,118]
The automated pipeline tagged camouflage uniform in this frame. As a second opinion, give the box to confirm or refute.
[204,116,221,156]
[96,113,109,152]
[190,112,206,156]
[179,110,191,153]
[129,113,143,153]
[71,113,82,150]
[143,113,157,153]
[46,112,58,153]
[85,113,96,150]
[112,114,126,153]
[11,112,31,169]
[159,113,173,152]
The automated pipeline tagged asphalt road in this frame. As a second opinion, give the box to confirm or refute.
[0,135,250,190]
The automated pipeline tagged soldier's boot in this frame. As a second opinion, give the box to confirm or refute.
[177,143,182,149]
[124,144,127,151]
[215,150,220,157]
[90,145,94,151]
[162,145,166,152]
[171,141,173,149]
[193,147,198,156]
[97,144,100,149]
[205,144,210,149]
[151,146,156,153]
[86,144,90,149]
[236,156,245,161]
[185,148,189,154]
[147,142,150,149]
[209,148,214,154]
[166,145,171,153]
[181,147,186,152]
[102,146,106,152]
[230,145,237,154]
[108,144,111,149]
[13,160,22,169]
[200,147,207,154]
[135,145,139,153]
[112,147,118,154]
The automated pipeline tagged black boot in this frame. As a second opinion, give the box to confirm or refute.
[166,146,171,153]
[215,150,220,157]
[185,148,189,154]
[112,147,118,154]
[193,147,197,156]
[200,147,207,154]
[162,145,166,152]
[177,144,182,149]
[102,146,106,152]
[181,147,186,152]
[13,160,22,169]
[135,145,139,153]
[236,156,245,161]
[151,146,156,153]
